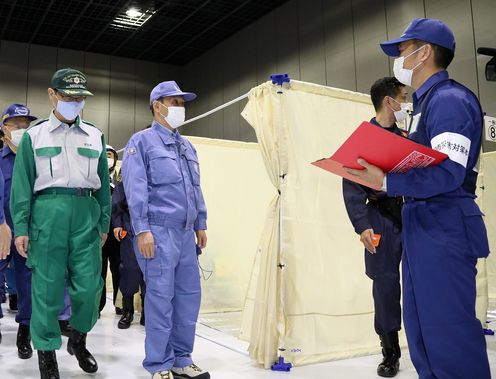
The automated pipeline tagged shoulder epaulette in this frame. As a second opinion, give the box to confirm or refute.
[81,119,96,127]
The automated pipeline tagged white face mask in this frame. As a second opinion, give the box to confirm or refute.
[158,103,185,129]
[10,129,26,147]
[389,98,412,122]
[107,157,116,170]
[55,99,85,121]
[393,45,426,86]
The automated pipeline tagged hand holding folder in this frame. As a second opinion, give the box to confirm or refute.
[312,121,448,189]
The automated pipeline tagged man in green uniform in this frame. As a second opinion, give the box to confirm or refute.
[10,68,111,379]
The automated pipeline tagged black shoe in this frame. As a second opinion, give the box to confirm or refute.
[115,307,123,315]
[118,310,134,329]
[38,350,60,379]
[67,330,98,373]
[377,332,401,377]
[118,296,134,329]
[16,323,33,359]
[9,294,18,311]
[1,292,6,303]
[58,320,73,338]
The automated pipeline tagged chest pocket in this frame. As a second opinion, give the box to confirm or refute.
[35,147,62,178]
[77,147,100,178]
[148,149,182,185]
[184,152,200,186]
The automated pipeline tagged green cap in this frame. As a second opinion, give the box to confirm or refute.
[50,68,93,96]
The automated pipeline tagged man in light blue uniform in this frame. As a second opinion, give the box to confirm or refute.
[122,81,209,379]
[347,18,491,379]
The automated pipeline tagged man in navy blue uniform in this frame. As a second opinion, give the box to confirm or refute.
[112,168,146,329]
[343,77,408,377]
[347,18,491,379]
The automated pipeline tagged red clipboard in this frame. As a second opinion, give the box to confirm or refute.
[311,121,448,188]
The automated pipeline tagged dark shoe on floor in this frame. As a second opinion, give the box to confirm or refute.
[115,307,123,315]
[58,320,73,338]
[38,350,60,379]
[118,310,134,329]
[67,330,98,373]
[17,323,33,359]
[377,332,400,377]
[9,294,18,311]
[118,296,134,329]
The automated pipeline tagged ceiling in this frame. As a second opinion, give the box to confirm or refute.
[0,0,289,65]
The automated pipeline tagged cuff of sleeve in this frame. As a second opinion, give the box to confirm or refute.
[133,218,151,235]
[99,220,111,234]
[385,173,402,197]
[381,175,387,192]
[194,218,207,231]
[15,224,28,237]
[355,222,372,236]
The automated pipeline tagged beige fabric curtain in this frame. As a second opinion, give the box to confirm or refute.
[475,159,489,327]
[186,137,275,313]
[241,80,392,368]
[481,152,496,304]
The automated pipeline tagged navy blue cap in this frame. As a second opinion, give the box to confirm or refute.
[380,18,456,57]
[149,81,197,106]
[1,103,37,124]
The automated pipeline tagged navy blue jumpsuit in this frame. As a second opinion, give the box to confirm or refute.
[343,117,403,336]
[111,173,145,298]
[386,70,491,379]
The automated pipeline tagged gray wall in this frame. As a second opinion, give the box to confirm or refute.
[181,0,496,152]
[0,40,181,152]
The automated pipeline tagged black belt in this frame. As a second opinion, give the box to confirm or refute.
[37,187,95,197]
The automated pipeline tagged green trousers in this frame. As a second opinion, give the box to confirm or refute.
[27,194,103,351]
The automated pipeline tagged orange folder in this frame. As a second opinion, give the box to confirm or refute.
[312,121,448,188]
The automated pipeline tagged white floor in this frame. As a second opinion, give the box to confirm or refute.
[0,302,495,379]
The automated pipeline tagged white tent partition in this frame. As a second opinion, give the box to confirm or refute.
[240,80,388,368]
[186,137,275,314]
[476,158,489,327]
[482,152,496,304]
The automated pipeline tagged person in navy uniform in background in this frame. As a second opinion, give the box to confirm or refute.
[343,77,408,378]
[348,18,491,379]
[112,168,146,329]
[99,145,121,316]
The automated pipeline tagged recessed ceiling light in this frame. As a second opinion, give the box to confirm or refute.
[126,7,143,18]
[112,5,156,30]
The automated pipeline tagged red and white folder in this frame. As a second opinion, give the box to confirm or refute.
[312,121,448,188]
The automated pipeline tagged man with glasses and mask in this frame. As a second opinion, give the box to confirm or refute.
[122,81,208,379]
[346,18,491,379]
[343,77,408,377]
[10,68,111,379]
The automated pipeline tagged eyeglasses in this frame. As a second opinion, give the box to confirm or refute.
[54,90,86,102]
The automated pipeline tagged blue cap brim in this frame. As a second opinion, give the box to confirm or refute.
[167,91,197,102]
[3,115,37,123]
[380,36,411,56]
